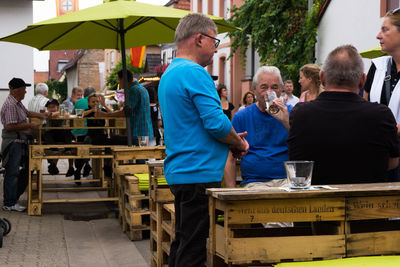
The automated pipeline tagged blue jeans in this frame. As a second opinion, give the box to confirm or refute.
[3,142,28,206]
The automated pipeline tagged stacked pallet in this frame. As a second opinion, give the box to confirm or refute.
[148,160,174,267]
[112,147,166,241]
[120,175,150,241]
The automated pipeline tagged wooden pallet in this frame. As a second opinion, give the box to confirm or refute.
[124,206,150,241]
[28,144,124,216]
[207,185,400,266]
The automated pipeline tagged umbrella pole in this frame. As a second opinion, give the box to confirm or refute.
[119,19,133,147]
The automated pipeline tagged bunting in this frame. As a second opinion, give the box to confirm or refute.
[130,46,146,68]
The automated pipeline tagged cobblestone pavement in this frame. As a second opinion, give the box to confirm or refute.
[0,159,150,267]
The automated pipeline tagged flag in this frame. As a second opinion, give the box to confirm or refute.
[130,46,146,68]
[56,0,79,16]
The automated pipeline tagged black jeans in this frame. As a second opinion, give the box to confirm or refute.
[169,182,220,267]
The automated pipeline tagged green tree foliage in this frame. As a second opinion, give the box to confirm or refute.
[45,79,67,101]
[106,57,144,90]
[228,0,322,95]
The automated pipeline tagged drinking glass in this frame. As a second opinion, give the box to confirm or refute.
[284,161,314,189]
[138,136,149,147]
[264,91,279,114]
[75,109,84,118]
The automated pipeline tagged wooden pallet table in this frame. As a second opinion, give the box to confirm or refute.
[207,183,400,266]
[28,144,125,215]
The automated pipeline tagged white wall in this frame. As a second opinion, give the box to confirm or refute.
[0,0,34,140]
[316,0,382,72]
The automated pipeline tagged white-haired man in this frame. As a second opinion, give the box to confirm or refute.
[28,82,49,113]
[224,66,291,188]
[158,13,248,267]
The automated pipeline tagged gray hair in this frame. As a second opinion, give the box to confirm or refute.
[35,83,48,95]
[252,66,283,89]
[72,86,83,96]
[84,87,96,97]
[175,13,218,44]
[322,45,364,89]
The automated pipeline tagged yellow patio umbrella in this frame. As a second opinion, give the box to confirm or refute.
[0,0,237,146]
[359,46,387,59]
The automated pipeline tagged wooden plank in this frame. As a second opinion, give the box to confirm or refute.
[43,197,118,203]
[115,164,148,175]
[43,187,107,192]
[347,231,400,256]
[347,195,400,220]
[225,233,345,264]
[151,188,174,203]
[226,197,345,224]
[42,179,100,184]
[207,183,400,200]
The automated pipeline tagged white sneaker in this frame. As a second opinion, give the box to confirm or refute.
[2,203,26,212]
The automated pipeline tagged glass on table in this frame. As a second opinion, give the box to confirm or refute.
[75,109,84,118]
[138,136,149,147]
[284,161,314,189]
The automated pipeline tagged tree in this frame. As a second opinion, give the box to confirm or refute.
[106,57,145,90]
[45,79,67,101]
[228,0,322,95]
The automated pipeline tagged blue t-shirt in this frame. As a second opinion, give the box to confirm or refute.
[232,103,292,184]
[158,58,232,185]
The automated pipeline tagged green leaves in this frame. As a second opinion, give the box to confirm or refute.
[105,57,144,91]
[229,0,322,95]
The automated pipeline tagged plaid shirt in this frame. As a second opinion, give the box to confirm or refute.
[128,81,154,139]
[1,95,30,143]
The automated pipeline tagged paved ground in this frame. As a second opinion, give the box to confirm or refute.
[0,159,150,267]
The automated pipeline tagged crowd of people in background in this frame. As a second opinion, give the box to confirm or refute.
[3,9,400,267]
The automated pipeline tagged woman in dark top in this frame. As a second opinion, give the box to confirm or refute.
[363,8,400,181]
[217,84,234,120]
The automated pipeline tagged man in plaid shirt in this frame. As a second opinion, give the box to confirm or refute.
[1,78,49,212]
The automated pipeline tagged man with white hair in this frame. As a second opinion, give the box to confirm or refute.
[28,82,49,113]
[224,66,291,188]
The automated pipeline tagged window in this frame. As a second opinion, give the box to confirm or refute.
[381,0,400,17]
[198,0,203,13]
[57,60,68,72]
[110,51,115,69]
[163,52,167,65]
[172,50,177,59]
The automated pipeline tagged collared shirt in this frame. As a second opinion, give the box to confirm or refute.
[127,81,154,139]
[62,97,74,110]
[28,94,49,113]
[1,95,29,143]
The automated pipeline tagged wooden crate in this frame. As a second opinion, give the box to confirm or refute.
[207,185,400,266]
[161,203,175,264]
[346,195,400,257]
[208,188,347,266]
[148,160,173,203]
[124,206,150,241]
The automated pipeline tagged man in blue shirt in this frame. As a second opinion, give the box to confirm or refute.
[158,13,248,267]
[224,66,292,188]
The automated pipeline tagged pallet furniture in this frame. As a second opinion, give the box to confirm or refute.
[148,160,174,267]
[27,117,128,216]
[28,144,125,215]
[207,183,400,266]
[112,147,166,241]
[34,117,126,144]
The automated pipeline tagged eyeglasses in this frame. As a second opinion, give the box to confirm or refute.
[393,7,400,14]
[201,33,220,48]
